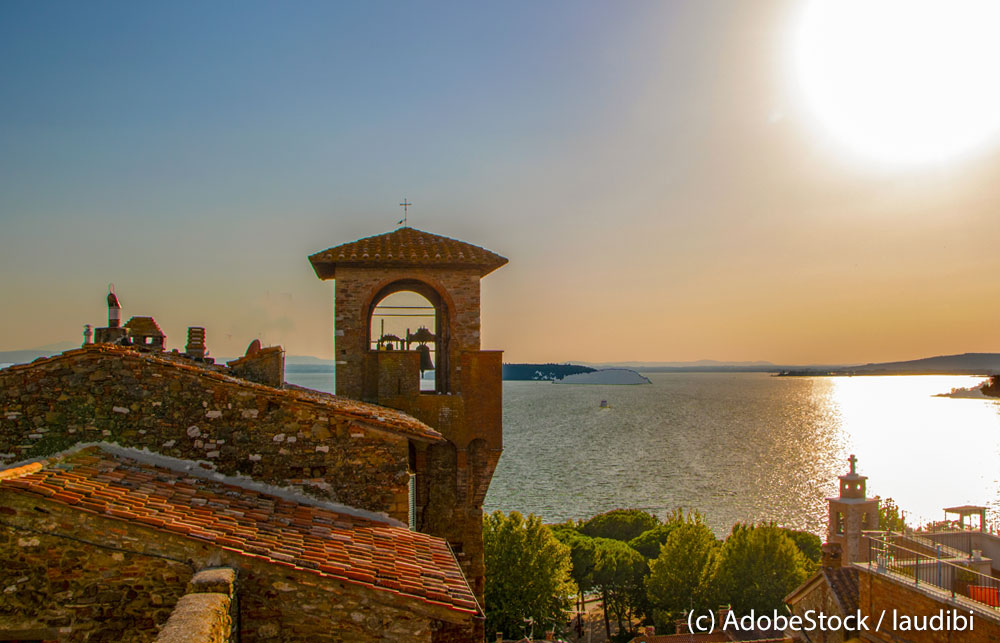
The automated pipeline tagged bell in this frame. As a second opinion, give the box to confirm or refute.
[417,344,434,372]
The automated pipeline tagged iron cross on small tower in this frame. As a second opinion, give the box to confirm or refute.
[848,453,857,474]
[398,199,412,227]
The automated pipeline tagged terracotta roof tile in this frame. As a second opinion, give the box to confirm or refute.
[824,566,859,614]
[0,446,480,616]
[309,227,508,279]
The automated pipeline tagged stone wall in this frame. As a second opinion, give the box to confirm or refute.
[0,491,479,642]
[0,345,417,521]
[227,346,285,388]
[786,576,854,643]
[155,568,236,643]
[0,495,193,641]
[857,566,1000,642]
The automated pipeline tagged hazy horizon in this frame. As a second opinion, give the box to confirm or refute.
[4,2,1000,364]
[4,339,1000,371]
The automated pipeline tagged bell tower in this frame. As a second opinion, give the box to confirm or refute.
[309,227,507,603]
[827,454,879,565]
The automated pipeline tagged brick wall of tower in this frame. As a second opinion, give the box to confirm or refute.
[330,265,502,606]
[333,266,482,400]
[828,499,877,565]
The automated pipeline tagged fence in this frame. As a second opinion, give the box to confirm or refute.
[866,533,1000,610]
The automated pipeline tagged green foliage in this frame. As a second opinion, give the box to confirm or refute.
[877,497,907,531]
[712,523,810,616]
[628,509,705,559]
[629,523,679,560]
[783,529,822,567]
[592,537,647,639]
[581,509,660,542]
[483,511,575,638]
[645,522,718,627]
[550,523,598,594]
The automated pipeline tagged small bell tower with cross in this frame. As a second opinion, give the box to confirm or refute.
[827,454,879,565]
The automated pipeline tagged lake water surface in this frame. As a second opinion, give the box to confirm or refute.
[285,370,1000,537]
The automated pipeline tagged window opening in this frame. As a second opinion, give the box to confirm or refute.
[369,290,439,392]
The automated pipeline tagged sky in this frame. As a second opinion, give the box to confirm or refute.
[2,1,1000,365]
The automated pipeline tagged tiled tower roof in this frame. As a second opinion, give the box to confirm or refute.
[309,227,508,279]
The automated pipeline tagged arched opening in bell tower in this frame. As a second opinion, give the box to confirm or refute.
[366,280,449,393]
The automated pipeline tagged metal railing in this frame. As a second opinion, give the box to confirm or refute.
[866,533,1000,610]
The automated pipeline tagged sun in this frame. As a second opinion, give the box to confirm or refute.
[792,1,1000,167]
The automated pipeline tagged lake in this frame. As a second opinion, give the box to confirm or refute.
[284,370,1000,537]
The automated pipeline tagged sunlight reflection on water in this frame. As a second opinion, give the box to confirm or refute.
[483,374,1000,537]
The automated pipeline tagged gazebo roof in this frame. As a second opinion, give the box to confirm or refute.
[944,505,988,515]
[309,227,508,279]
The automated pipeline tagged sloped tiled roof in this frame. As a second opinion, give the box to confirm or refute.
[124,316,164,337]
[0,446,480,616]
[824,566,859,615]
[309,227,508,279]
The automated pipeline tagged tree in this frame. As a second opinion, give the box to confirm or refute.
[591,537,647,640]
[581,509,660,542]
[483,511,575,638]
[629,509,706,559]
[550,523,598,634]
[645,522,718,628]
[782,529,822,568]
[877,497,907,531]
[712,523,810,616]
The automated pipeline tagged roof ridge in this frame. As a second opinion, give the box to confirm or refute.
[1,441,404,526]
[0,460,44,481]
[1,345,441,441]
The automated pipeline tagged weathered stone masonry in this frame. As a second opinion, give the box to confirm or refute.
[0,453,480,642]
[0,344,442,522]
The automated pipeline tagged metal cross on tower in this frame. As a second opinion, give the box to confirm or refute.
[398,199,412,227]
[848,453,857,474]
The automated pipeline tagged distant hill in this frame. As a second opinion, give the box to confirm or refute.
[502,363,596,381]
[556,368,651,385]
[847,353,1000,375]
[0,341,79,366]
[779,353,1000,376]
[577,359,784,373]
[582,359,777,368]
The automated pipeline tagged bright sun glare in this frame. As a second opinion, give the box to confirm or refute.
[793,0,1000,166]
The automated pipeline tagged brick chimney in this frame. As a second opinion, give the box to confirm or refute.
[822,542,843,569]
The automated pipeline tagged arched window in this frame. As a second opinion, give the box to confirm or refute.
[367,280,449,393]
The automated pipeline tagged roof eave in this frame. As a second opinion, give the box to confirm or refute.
[308,257,508,281]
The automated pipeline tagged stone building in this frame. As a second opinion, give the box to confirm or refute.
[0,225,507,641]
[309,227,507,602]
[0,444,479,641]
[786,457,1000,643]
